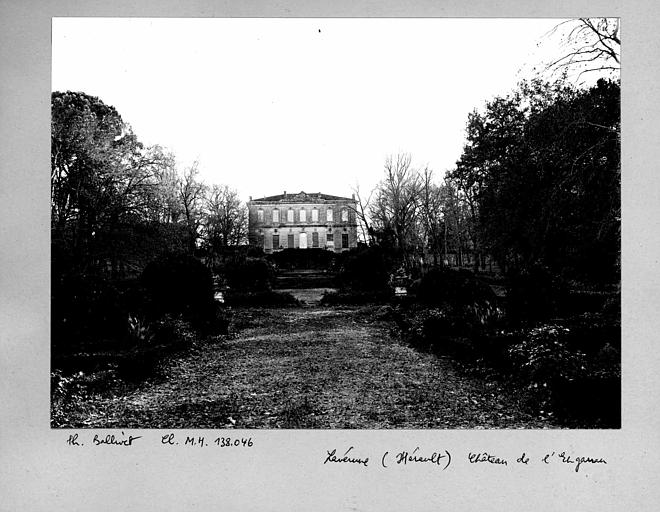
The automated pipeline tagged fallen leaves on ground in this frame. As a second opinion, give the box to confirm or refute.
[55,305,557,429]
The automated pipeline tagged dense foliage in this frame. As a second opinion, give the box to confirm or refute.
[336,246,397,291]
[450,78,620,283]
[220,258,274,292]
[51,92,236,380]
[141,252,217,326]
[268,248,337,270]
[52,72,620,428]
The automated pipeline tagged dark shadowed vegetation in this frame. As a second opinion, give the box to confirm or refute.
[52,51,619,428]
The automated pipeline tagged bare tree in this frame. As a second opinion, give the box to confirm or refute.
[202,185,248,262]
[143,147,181,224]
[544,18,620,82]
[419,167,444,266]
[350,182,374,245]
[440,178,473,269]
[369,153,422,268]
[178,161,207,253]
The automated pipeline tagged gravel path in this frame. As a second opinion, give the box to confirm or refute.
[59,304,556,429]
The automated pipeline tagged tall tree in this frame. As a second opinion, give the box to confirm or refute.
[51,91,143,272]
[350,183,374,245]
[202,185,248,262]
[369,154,422,267]
[450,91,529,271]
[439,178,473,268]
[452,78,620,282]
[52,91,196,276]
[418,168,444,266]
[178,161,207,254]
[138,145,179,223]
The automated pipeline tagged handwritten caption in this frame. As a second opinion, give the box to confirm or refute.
[64,432,607,474]
[323,446,607,473]
[65,432,253,449]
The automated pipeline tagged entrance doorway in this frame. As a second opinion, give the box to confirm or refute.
[299,232,308,249]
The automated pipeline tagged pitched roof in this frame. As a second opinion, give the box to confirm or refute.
[251,191,354,203]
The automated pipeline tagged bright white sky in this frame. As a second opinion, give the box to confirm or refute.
[52,18,564,202]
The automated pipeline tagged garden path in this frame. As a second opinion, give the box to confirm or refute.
[65,304,556,429]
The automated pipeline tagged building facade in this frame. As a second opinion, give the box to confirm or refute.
[247,191,358,253]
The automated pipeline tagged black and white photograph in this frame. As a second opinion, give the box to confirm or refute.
[49,17,621,430]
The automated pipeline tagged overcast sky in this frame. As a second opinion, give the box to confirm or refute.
[52,18,565,201]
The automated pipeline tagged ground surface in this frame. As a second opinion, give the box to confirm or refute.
[57,300,557,429]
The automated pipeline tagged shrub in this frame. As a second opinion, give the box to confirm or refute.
[417,268,496,305]
[141,252,216,326]
[51,370,89,426]
[51,273,127,353]
[506,324,619,425]
[221,258,274,291]
[336,247,396,291]
[506,264,564,324]
[561,312,621,353]
[400,305,486,359]
[268,248,336,270]
[507,325,585,415]
[246,245,265,258]
[508,325,585,393]
[51,369,120,426]
[118,315,202,381]
[559,289,618,316]
[416,267,502,332]
[152,315,198,348]
[126,314,154,347]
[424,307,468,338]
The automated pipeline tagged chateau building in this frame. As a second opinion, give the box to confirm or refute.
[247,191,358,253]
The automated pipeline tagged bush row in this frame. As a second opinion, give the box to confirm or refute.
[396,301,620,426]
[267,248,337,270]
[215,258,275,291]
[505,264,620,323]
[52,252,229,357]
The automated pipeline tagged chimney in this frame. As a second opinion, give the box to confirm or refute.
[249,195,252,201]
[352,193,355,200]
[284,190,287,196]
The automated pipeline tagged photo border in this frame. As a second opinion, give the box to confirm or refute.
[2,1,658,510]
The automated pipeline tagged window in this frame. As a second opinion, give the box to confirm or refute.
[299,209,306,222]
[311,209,319,222]
[257,209,264,222]
[272,209,279,223]
[259,234,265,248]
[272,234,280,248]
[312,232,319,248]
[326,233,334,242]
[327,208,333,222]
[341,209,348,222]
[287,209,294,222]
[287,234,294,248]
[342,233,349,248]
